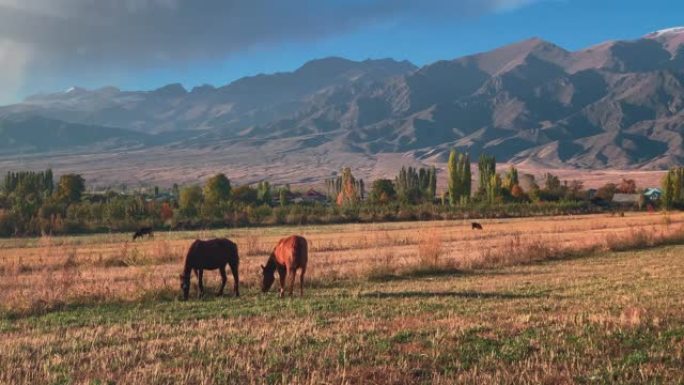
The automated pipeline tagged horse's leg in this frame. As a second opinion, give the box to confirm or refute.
[288,268,297,297]
[299,266,306,297]
[230,262,240,297]
[217,266,227,297]
[192,269,199,297]
[196,269,204,297]
[277,266,287,298]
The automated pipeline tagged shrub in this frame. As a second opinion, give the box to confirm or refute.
[605,229,655,252]
[417,229,442,268]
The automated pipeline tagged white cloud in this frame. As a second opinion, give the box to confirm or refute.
[0,39,32,104]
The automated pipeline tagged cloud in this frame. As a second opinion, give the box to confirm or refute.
[0,38,32,104]
[0,0,544,100]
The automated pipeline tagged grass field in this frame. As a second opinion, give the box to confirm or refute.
[1,212,684,384]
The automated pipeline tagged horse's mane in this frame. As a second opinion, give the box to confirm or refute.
[264,253,278,275]
[182,240,201,278]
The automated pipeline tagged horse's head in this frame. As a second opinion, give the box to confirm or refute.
[179,273,190,300]
[260,264,275,292]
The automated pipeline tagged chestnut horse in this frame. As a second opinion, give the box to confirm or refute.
[179,238,240,300]
[261,235,308,297]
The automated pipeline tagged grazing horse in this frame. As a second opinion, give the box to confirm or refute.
[179,238,240,300]
[132,227,154,240]
[261,235,308,297]
[471,222,483,230]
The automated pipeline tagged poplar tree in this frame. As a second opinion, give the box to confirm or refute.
[448,150,458,206]
[327,169,364,204]
[448,150,471,205]
[279,188,288,207]
[663,167,684,209]
[428,166,437,201]
[488,174,502,203]
[503,166,519,191]
[338,167,359,206]
[478,154,496,197]
[459,152,472,204]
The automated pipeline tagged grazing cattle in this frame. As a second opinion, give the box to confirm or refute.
[132,227,154,240]
[471,222,483,230]
[261,235,308,297]
[179,238,240,300]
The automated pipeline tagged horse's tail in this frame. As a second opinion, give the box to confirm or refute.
[296,236,308,268]
[229,240,239,266]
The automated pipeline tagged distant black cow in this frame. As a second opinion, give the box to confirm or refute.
[471,222,483,230]
[132,227,154,240]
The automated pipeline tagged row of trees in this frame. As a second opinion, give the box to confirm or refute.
[395,166,437,204]
[178,175,279,217]
[447,151,516,205]
[1,170,86,233]
[0,158,666,236]
[325,168,365,205]
[442,151,645,206]
[365,166,438,205]
[446,151,525,205]
[364,152,604,207]
[0,170,282,236]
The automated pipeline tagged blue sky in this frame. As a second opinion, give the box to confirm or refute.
[1,0,682,103]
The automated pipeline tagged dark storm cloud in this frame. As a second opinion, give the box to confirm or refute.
[0,0,542,101]
[0,0,541,67]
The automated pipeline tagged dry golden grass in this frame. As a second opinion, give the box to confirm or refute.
[1,212,684,384]
[2,212,684,316]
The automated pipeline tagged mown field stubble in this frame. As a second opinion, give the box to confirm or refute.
[1,212,684,384]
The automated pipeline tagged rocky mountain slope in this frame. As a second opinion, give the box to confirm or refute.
[250,31,684,169]
[1,29,683,182]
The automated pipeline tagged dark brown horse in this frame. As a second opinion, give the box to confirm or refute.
[261,235,308,297]
[133,227,154,240]
[179,238,240,300]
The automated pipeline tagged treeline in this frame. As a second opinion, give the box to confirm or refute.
[0,153,671,237]
[440,151,596,205]
[0,171,87,236]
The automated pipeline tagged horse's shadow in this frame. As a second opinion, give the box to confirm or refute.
[359,290,550,300]
[368,267,466,282]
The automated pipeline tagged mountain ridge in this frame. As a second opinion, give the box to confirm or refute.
[0,31,683,182]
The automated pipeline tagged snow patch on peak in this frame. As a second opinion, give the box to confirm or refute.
[647,27,684,37]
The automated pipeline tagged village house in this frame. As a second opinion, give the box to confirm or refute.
[611,193,641,208]
[292,188,328,204]
[643,188,662,202]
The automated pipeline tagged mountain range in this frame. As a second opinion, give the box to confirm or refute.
[1,29,683,185]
